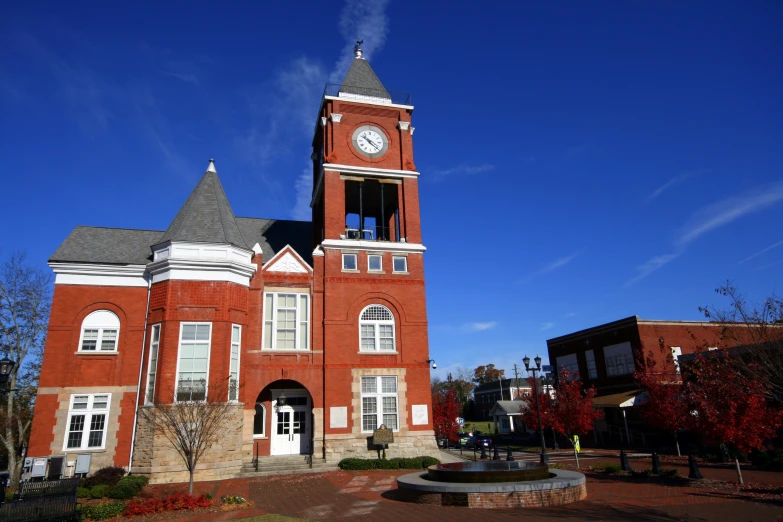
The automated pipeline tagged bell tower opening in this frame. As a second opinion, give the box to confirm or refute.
[344,179,400,241]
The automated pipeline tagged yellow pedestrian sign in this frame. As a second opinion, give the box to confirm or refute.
[573,435,581,453]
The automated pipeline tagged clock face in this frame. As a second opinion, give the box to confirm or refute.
[351,125,389,159]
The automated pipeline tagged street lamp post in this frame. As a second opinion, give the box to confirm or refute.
[523,355,549,464]
[0,358,16,394]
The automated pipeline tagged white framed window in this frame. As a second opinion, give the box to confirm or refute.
[604,342,635,377]
[263,293,310,350]
[229,325,241,401]
[392,256,407,273]
[342,253,358,271]
[176,323,211,402]
[359,305,395,352]
[63,393,111,451]
[368,254,382,272]
[145,324,161,404]
[78,310,120,352]
[361,376,398,432]
[585,349,598,380]
[253,403,266,438]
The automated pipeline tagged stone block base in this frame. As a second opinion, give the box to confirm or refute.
[323,430,439,463]
[397,484,587,508]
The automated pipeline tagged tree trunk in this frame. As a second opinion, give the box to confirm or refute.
[735,457,744,485]
[674,431,681,457]
[189,468,194,494]
[8,452,20,488]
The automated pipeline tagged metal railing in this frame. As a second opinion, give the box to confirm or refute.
[323,84,411,106]
[344,225,397,242]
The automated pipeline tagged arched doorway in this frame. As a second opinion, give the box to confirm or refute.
[255,380,312,456]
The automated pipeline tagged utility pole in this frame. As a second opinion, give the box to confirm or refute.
[513,364,521,400]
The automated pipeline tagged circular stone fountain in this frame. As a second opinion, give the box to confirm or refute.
[396,460,586,509]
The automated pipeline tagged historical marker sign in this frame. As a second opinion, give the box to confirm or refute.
[373,424,394,446]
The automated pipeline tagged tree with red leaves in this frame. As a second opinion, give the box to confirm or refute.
[684,352,783,484]
[432,387,460,444]
[520,389,552,432]
[635,348,690,456]
[550,369,603,467]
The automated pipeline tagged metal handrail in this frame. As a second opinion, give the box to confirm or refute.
[253,441,259,472]
[323,84,411,105]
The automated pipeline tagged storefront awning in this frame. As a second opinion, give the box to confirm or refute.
[592,390,646,409]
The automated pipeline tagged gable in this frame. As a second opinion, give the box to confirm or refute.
[263,246,312,274]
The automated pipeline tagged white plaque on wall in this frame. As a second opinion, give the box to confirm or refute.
[412,404,428,425]
[330,406,348,428]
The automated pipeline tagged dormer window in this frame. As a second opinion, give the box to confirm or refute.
[79,310,120,352]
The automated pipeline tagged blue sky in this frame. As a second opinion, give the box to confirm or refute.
[2,1,782,380]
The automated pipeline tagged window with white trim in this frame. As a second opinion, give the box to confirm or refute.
[176,323,211,402]
[253,403,266,437]
[342,253,357,270]
[368,254,382,271]
[392,256,407,273]
[604,342,635,377]
[229,325,241,401]
[79,310,120,352]
[585,349,598,380]
[145,324,161,404]
[359,305,395,352]
[63,394,110,450]
[361,376,398,431]
[263,293,310,350]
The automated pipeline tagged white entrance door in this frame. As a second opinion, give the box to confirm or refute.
[271,392,311,455]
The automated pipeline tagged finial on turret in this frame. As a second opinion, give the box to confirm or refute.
[354,39,364,59]
[206,158,217,173]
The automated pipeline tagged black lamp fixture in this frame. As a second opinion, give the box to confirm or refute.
[523,354,549,464]
[0,358,15,385]
[425,358,437,370]
[277,390,287,407]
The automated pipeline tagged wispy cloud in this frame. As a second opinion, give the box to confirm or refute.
[739,239,783,264]
[647,169,706,201]
[460,322,498,332]
[328,0,391,84]
[164,71,199,85]
[429,164,495,181]
[677,183,783,246]
[291,166,313,221]
[563,312,579,318]
[540,322,555,331]
[624,253,680,287]
[520,251,580,283]
[753,259,783,272]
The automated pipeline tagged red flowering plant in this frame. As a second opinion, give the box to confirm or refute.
[123,493,212,517]
[634,343,691,456]
[683,351,783,484]
[549,368,603,468]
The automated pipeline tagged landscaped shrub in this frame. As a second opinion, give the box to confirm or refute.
[76,487,91,498]
[90,484,110,499]
[594,464,622,474]
[82,501,127,520]
[220,495,246,505]
[124,493,213,516]
[81,466,127,488]
[659,468,679,478]
[107,480,137,500]
[338,458,375,470]
[121,475,150,493]
[338,457,441,470]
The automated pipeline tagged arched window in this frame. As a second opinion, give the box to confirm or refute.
[79,310,120,352]
[253,403,266,438]
[359,305,395,352]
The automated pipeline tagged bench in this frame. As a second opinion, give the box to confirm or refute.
[0,478,81,521]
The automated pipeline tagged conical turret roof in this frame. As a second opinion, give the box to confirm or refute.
[339,45,390,99]
[158,160,248,249]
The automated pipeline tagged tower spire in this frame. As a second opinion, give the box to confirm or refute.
[354,39,364,59]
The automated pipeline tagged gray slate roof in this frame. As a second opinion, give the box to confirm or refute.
[236,217,313,267]
[340,58,390,99]
[158,171,247,248]
[49,227,164,265]
[491,400,528,415]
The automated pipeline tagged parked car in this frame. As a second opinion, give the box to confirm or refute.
[458,432,470,447]
[466,434,493,449]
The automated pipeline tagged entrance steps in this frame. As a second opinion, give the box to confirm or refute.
[237,454,339,478]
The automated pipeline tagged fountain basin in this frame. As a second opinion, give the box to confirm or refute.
[427,460,550,483]
[396,467,586,509]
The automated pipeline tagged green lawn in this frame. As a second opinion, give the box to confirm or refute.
[462,421,494,434]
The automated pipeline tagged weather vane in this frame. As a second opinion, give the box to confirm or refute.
[354,39,364,59]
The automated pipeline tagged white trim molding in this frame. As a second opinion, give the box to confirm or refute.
[330,113,343,122]
[398,121,410,131]
[323,163,419,179]
[321,239,426,254]
[148,241,257,286]
[323,95,414,112]
[262,245,314,272]
[50,263,148,287]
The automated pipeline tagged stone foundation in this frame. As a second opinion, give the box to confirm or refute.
[396,484,587,508]
[323,429,439,462]
[131,403,245,484]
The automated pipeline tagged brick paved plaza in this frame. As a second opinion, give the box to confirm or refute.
[146,451,783,521]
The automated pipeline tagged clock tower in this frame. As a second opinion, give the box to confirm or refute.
[310,43,436,459]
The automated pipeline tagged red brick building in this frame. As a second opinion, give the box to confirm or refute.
[28,45,438,483]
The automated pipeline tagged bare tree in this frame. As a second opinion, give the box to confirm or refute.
[0,251,52,487]
[138,379,239,494]
[699,282,783,397]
